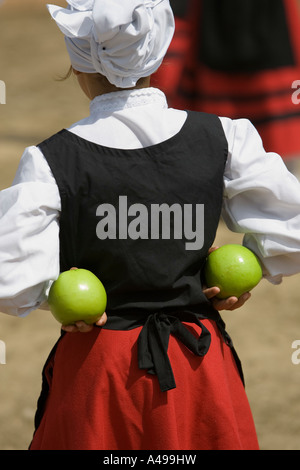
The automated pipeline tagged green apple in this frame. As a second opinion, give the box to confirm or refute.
[204,244,262,299]
[48,268,107,325]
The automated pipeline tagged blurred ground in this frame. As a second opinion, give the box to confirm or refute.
[1,0,300,451]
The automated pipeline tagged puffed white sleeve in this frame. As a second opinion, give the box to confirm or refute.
[220,117,300,285]
[0,146,61,316]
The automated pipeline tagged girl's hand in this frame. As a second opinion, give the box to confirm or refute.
[203,286,251,311]
[61,266,108,332]
[61,312,107,333]
[203,246,251,311]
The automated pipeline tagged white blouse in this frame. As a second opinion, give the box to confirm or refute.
[1,87,300,317]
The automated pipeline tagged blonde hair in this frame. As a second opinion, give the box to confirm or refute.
[56,65,73,81]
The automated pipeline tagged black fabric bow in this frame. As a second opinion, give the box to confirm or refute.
[137,310,213,392]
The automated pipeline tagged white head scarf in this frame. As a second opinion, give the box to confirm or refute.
[47,0,175,88]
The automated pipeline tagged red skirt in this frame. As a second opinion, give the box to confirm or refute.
[29,319,259,450]
[153,0,300,160]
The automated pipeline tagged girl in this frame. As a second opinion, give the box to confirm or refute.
[1,0,300,450]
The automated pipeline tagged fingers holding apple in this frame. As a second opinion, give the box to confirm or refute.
[62,313,108,333]
[48,268,108,331]
[203,285,251,311]
[202,286,221,300]
[204,244,262,300]
[211,291,251,311]
[203,243,261,311]
[208,246,219,255]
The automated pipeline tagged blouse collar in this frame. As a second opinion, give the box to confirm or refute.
[89,87,168,116]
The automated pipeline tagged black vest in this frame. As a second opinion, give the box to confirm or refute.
[38,111,242,392]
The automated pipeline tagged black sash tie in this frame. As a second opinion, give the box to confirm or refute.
[137,310,224,392]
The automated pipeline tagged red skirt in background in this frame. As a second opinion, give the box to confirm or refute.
[29,319,259,450]
[154,0,300,160]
